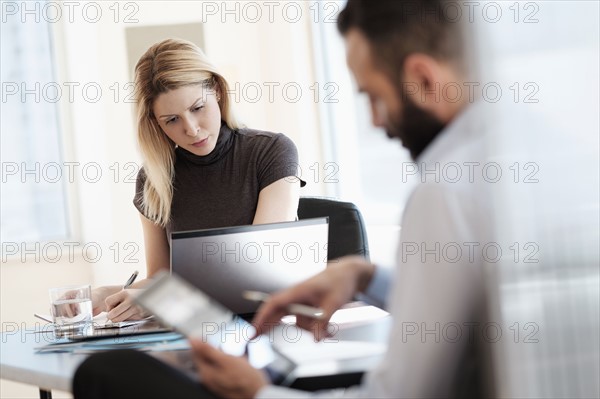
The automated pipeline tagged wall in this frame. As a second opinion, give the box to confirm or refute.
[1,2,329,397]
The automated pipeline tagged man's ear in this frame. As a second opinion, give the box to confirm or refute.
[402,53,448,120]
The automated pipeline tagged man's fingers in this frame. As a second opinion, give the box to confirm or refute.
[194,360,221,394]
[193,350,218,386]
[190,339,224,364]
[251,303,286,338]
[295,316,331,341]
[252,286,313,336]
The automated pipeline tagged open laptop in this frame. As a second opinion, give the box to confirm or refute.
[170,218,329,315]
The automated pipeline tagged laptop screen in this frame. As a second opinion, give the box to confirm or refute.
[170,218,328,315]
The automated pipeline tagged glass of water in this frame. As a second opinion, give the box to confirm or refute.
[49,284,93,332]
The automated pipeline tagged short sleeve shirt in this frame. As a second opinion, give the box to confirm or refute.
[133,122,303,239]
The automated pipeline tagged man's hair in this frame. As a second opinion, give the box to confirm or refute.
[337,0,465,81]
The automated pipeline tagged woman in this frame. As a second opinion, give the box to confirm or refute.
[92,38,303,321]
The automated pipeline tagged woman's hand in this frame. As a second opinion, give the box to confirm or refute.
[90,286,117,316]
[105,289,149,322]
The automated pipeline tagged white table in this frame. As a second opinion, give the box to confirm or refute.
[1,307,391,398]
[1,328,87,398]
[1,324,182,398]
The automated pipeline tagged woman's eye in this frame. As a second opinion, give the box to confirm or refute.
[193,106,204,112]
[166,117,177,125]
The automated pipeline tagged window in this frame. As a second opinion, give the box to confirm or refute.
[1,1,69,243]
[310,1,415,225]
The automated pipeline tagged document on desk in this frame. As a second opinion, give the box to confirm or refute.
[328,305,389,328]
[33,312,153,329]
[273,305,389,364]
[276,340,387,364]
[92,312,153,329]
[280,305,389,330]
[35,331,185,353]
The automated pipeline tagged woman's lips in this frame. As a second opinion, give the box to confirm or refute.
[192,137,209,147]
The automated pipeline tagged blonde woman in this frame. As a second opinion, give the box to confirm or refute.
[92,39,303,321]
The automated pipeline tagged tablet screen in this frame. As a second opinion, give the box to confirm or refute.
[136,272,296,385]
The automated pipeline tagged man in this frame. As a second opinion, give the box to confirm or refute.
[189,1,490,397]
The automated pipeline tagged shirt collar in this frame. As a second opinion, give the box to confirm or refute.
[416,102,486,165]
[175,122,235,166]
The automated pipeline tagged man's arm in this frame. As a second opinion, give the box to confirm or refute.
[356,264,392,309]
[259,184,484,398]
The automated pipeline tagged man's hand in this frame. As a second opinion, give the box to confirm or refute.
[252,256,375,340]
[105,289,148,322]
[191,339,268,399]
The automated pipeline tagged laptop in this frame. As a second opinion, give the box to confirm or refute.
[170,218,329,315]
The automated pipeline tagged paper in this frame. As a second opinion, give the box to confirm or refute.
[281,305,389,329]
[33,312,153,329]
[328,305,389,327]
[276,340,387,364]
[35,331,185,353]
[92,312,153,329]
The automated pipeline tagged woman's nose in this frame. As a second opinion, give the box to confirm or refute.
[183,117,198,137]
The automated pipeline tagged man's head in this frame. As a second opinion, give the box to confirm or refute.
[338,0,469,159]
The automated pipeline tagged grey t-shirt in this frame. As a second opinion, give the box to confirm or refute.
[133,123,303,239]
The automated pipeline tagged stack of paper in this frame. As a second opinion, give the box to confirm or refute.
[92,312,153,329]
[35,331,186,354]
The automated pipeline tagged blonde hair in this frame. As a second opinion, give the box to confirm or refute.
[134,38,241,227]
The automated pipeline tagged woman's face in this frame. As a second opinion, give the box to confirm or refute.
[153,84,222,156]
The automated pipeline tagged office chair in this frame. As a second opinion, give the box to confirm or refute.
[297,197,369,261]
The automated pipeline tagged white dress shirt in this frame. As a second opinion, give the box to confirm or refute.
[257,102,498,398]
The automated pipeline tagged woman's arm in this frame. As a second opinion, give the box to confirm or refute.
[252,177,301,225]
[138,213,170,278]
[96,214,170,321]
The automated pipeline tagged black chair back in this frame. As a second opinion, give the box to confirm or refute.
[297,197,369,261]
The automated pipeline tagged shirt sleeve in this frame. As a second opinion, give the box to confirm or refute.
[256,133,305,191]
[356,264,392,310]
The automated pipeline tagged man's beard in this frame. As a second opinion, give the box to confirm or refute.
[386,95,446,160]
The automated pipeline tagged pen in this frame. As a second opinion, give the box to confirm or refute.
[123,270,139,289]
[242,290,326,320]
[34,313,54,323]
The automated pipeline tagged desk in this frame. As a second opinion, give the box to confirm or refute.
[289,314,391,391]
[1,306,391,398]
[1,328,87,397]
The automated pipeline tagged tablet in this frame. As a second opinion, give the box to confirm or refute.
[135,272,296,385]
